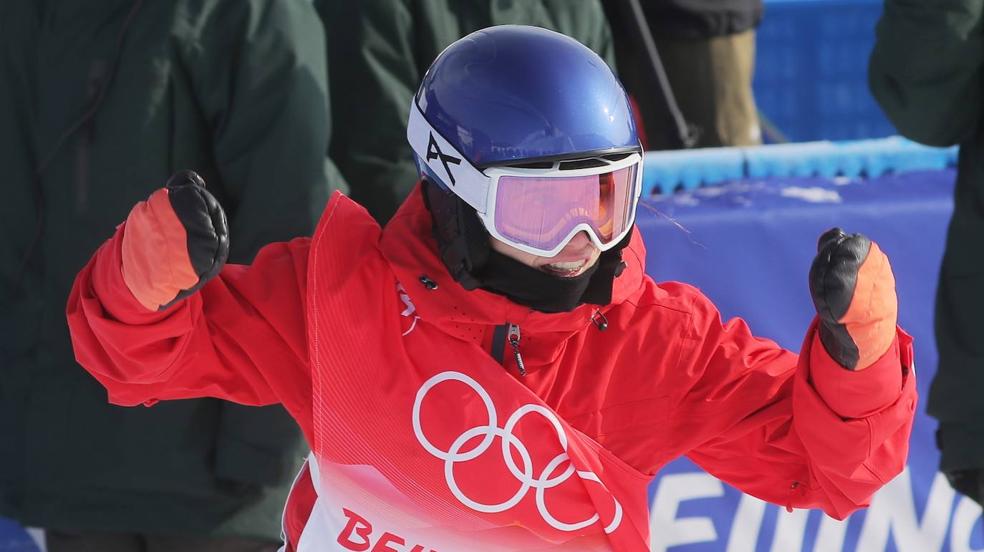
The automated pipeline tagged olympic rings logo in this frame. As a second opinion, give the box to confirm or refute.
[411,371,622,534]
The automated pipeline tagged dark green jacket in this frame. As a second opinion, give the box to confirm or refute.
[0,0,345,539]
[869,0,984,474]
[317,0,616,223]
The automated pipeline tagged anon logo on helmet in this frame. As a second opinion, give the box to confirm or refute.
[426,132,462,185]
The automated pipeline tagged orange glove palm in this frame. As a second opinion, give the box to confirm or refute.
[809,228,898,370]
[121,171,229,311]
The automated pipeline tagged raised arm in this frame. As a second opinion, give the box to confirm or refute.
[674,230,916,519]
[66,173,314,433]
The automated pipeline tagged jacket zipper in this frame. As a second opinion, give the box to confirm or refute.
[507,323,526,376]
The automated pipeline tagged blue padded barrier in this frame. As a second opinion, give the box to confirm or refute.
[641,147,746,194]
[643,136,958,194]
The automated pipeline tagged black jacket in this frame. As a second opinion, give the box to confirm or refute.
[870,0,984,496]
[0,0,344,539]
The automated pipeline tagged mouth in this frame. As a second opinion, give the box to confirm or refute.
[540,259,589,278]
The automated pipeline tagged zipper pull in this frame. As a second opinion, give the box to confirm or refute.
[507,323,526,376]
[591,309,609,331]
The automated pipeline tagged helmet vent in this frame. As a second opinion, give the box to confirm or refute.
[558,153,634,171]
[508,160,555,169]
[602,152,633,162]
[500,152,637,171]
[558,158,609,170]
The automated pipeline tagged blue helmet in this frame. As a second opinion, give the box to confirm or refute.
[408,25,641,311]
[409,25,639,177]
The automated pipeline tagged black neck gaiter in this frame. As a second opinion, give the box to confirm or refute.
[477,240,628,314]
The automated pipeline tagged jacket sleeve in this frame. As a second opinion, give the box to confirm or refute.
[66,225,315,439]
[676,292,916,520]
[184,0,347,261]
[869,0,984,146]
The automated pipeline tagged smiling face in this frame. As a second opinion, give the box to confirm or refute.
[489,231,602,278]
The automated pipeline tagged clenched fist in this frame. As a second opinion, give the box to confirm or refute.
[809,228,898,370]
[121,170,229,311]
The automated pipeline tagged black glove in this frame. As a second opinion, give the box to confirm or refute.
[808,228,898,370]
[121,170,229,311]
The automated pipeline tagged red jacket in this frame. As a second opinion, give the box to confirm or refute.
[67,187,916,551]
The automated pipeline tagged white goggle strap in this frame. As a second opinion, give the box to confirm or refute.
[407,101,490,214]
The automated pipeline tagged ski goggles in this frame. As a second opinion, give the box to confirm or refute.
[408,102,643,258]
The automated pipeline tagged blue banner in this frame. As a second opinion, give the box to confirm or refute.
[638,169,973,552]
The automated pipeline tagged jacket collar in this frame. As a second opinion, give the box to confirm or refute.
[378,184,647,338]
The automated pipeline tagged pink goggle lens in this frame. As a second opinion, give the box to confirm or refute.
[493,163,637,253]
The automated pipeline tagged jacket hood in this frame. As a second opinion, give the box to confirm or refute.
[378,184,647,339]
